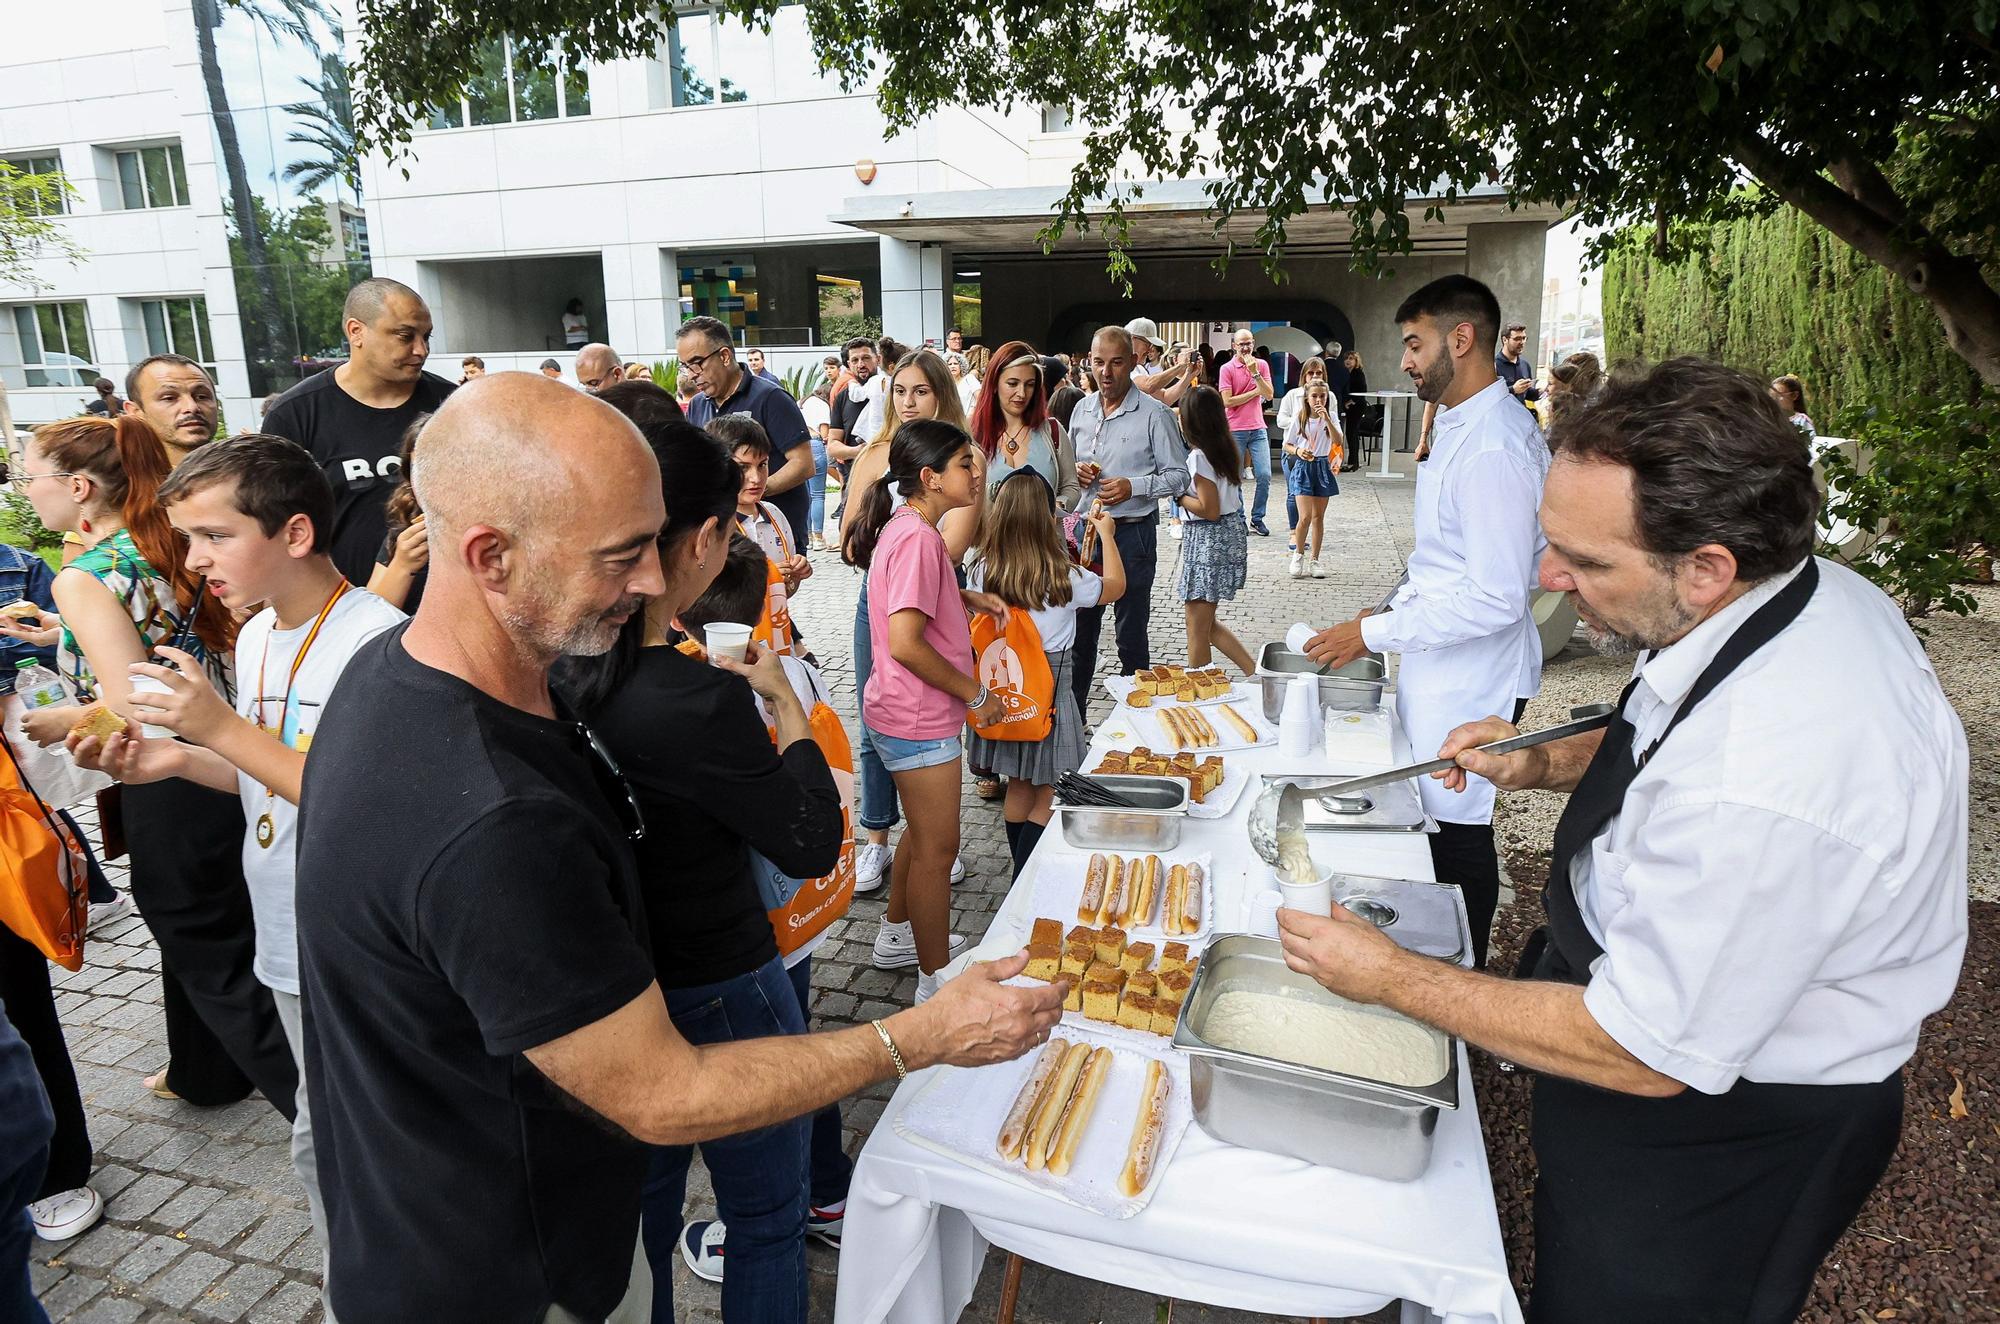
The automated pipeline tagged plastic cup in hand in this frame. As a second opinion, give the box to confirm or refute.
[1277,872,1334,917]
[703,622,754,665]
[1246,889,1284,938]
[125,673,176,741]
[1284,621,1317,656]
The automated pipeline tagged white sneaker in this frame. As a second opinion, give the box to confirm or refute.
[872,920,967,970]
[915,969,942,1004]
[854,842,891,894]
[1310,560,1325,578]
[29,1186,103,1241]
[950,855,966,883]
[87,892,134,934]
[1289,552,1305,579]
[680,1219,726,1283]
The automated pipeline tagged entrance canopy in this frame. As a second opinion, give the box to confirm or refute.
[830,178,1566,257]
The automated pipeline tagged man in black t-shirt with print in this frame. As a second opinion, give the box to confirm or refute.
[295,374,1061,1322]
[262,277,455,584]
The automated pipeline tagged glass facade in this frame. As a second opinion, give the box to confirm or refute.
[429,38,592,129]
[197,4,369,397]
[139,296,217,379]
[652,7,851,109]
[678,242,879,347]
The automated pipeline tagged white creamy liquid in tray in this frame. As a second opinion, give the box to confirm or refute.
[1202,988,1447,1088]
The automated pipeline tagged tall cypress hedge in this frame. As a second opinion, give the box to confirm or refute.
[1601,205,1982,428]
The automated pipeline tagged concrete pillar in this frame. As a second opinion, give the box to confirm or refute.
[878,236,950,346]
[1464,220,1548,369]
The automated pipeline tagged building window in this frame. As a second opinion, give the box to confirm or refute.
[649,8,846,109]
[427,38,591,129]
[140,297,216,380]
[1040,106,1074,133]
[2,155,66,216]
[11,303,96,387]
[680,257,758,342]
[114,144,189,210]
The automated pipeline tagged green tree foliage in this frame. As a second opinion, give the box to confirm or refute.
[282,37,360,201]
[1602,203,1983,425]
[227,197,366,393]
[344,1,2000,383]
[0,164,82,288]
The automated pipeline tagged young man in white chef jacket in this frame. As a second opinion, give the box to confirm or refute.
[1306,274,1548,965]
[1282,358,1967,1323]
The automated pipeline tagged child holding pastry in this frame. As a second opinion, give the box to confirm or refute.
[964,470,1124,877]
[845,419,1009,1003]
[1174,386,1259,675]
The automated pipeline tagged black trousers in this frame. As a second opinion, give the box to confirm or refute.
[1071,518,1158,716]
[1425,697,1527,968]
[0,924,90,1198]
[122,778,297,1118]
[1530,1071,1903,1323]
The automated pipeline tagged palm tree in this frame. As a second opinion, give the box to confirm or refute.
[281,44,359,205]
[191,0,330,387]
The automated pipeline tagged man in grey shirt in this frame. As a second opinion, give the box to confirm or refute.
[1068,325,1190,714]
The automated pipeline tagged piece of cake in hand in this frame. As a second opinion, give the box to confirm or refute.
[70,707,128,742]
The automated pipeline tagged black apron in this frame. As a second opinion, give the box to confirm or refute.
[1521,560,1905,1324]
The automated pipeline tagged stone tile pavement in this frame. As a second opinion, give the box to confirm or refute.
[34,474,1422,1323]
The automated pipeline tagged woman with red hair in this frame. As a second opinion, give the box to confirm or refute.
[967,341,1081,510]
[17,415,296,1126]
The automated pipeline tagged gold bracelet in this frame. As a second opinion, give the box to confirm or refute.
[872,1019,908,1081]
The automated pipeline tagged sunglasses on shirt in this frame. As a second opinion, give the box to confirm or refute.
[575,721,646,841]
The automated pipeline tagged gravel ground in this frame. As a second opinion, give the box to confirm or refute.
[1479,584,1998,1320]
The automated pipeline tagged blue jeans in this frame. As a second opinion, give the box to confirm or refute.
[1231,428,1271,524]
[808,439,828,542]
[0,1000,54,1324]
[785,958,853,1208]
[852,580,899,832]
[1071,518,1157,715]
[643,958,810,1324]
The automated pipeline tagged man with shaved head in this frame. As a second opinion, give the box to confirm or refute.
[292,376,1058,1321]
[263,276,456,581]
[573,342,622,393]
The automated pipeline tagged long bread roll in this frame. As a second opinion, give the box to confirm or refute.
[997,1039,1069,1161]
[1217,702,1257,743]
[1047,1047,1113,1177]
[1102,854,1127,926]
[1118,1059,1171,1196]
[1176,861,1205,935]
[1079,854,1108,923]
[1026,1041,1092,1170]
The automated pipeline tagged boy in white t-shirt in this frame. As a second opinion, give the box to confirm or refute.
[69,435,404,1310]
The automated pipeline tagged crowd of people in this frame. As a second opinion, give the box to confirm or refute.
[0,264,1959,1324]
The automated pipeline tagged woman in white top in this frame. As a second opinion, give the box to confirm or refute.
[1274,356,1328,551]
[1769,374,1815,439]
[1282,380,1344,578]
[1173,386,1258,674]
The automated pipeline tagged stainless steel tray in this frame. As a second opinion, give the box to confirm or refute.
[1172,934,1457,1182]
[1331,874,1473,966]
[1254,643,1385,721]
[1293,774,1429,833]
[1054,775,1188,851]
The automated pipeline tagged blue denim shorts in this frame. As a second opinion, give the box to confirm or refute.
[1286,454,1340,498]
[867,727,963,772]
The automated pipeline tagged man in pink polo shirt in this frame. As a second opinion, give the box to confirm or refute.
[1216,328,1276,535]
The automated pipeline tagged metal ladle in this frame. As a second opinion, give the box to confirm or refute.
[1248,703,1617,866]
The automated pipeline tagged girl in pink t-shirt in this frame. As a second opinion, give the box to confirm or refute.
[846,419,1009,998]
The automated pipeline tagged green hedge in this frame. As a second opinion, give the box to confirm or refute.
[1601,205,1982,428]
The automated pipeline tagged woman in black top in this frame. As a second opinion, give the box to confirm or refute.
[557,397,840,1324]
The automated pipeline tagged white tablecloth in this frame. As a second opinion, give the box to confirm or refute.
[834,701,1524,1324]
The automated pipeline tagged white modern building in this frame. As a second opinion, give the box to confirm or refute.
[5,0,1562,432]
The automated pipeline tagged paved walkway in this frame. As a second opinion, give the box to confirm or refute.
[33,474,1420,1323]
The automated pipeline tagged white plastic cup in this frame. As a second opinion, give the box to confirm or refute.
[1278,672,1318,758]
[703,622,754,665]
[1276,873,1333,917]
[125,673,177,741]
[1246,889,1284,938]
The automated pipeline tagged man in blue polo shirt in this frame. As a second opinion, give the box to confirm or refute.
[678,316,815,540]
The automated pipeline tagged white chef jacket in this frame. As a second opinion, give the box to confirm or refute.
[1575,558,1967,1094]
[1360,378,1548,824]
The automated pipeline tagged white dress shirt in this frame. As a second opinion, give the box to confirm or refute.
[1575,558,1968,1093]
[1360,378,1548,824]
